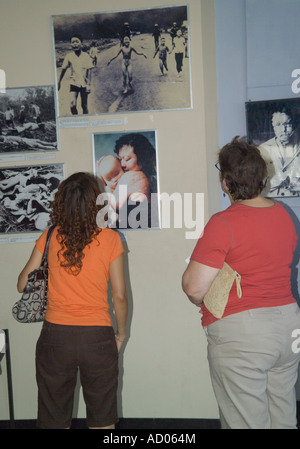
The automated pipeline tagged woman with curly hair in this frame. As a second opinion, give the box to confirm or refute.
[17,172,128,429]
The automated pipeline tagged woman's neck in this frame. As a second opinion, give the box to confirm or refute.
[232,195,274,208]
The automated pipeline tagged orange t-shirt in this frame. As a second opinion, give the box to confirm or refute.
[36,227,124,326]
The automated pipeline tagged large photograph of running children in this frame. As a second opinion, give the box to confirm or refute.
[0,163,64,234]
[52,5,191,116]
[0,86,58,154]
[93,130,160,230]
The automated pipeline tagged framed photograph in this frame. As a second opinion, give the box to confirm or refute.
[0,163,64,234]
[0,85,58,154]
[52,5,191,117]
[93,130,160,230]
[246,98,300,197]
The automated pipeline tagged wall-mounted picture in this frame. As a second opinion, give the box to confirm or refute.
[0,85,58,154]
[93,130,160,230]
[246,98,300,197]
[52,5,191,116]
[0,163,64,234]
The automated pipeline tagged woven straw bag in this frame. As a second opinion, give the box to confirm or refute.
[204,262,242,319]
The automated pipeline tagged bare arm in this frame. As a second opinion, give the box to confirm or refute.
[109,254,128,351]
[17,246,43,293]
[57,67,67,90]
[132,47,147,58]
[107,49,122,65]
[182,261,220,307]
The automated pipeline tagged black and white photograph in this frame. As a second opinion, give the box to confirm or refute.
[0,163,64,234]
[0,85,58,154]
[246,98,300,197]
[52,5,191,116]
[93,130,160,230]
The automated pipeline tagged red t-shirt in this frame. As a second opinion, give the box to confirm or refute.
[191,202,298,326]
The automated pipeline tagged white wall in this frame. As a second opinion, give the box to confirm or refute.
[0,0,220,421]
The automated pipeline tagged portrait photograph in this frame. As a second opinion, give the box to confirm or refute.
[0,85,58,154]
[246,98,300,197]
[51,5,191,117]
[93,130,160,230]
[0,163,64,234]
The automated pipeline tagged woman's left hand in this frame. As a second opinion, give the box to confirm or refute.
[115,333,126,352]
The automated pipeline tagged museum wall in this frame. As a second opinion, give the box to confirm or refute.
[0,0,220,420]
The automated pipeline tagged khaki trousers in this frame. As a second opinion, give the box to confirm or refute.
[205,303,300,429]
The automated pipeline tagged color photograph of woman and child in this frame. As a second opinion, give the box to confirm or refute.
[93,130,160,230]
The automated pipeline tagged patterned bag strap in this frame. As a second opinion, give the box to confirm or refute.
[41,225,55,268]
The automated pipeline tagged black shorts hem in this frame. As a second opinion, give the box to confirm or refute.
[37,420,72,429]
[87,417,119,428]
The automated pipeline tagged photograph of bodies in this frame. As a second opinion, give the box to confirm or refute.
[0,163,64,233]
[93,130,160,230]
[246,98,300,198]
[52,5,191,116]
[0,86,58,154]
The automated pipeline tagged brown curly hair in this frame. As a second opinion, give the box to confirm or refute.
[50,172,102,275]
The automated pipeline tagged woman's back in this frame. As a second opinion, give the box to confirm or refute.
[221,202,294,274]
[192,201,298,325]
[36,227,124,326]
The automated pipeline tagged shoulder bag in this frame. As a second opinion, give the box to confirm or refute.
[12,226,55,323]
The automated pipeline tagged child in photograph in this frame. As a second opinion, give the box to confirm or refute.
[107,36,147,94]
[152,24,161,50]
[89,41,98,67]
[181,21,189,58]
[169,22,179,44]
[97,154,150,208]
[58,34,94,115]
[97,155,124,193]
[120,22,132,46]
[170,29,186,77]
[153,37,170,75]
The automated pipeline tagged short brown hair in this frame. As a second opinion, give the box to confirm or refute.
[218,136,267,200]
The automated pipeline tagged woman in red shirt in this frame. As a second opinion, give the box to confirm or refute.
[182,137,300,429]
